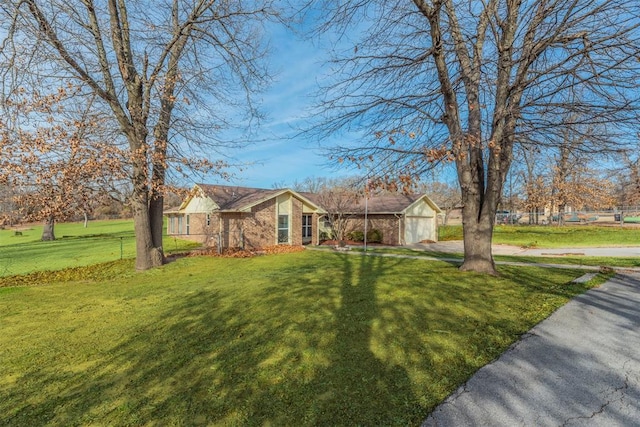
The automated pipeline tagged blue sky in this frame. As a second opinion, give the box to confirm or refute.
[203,24,357,189]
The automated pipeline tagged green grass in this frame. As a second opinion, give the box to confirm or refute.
[439,224,640,248]
[0,220,199,277]
[0,250,601,426]
[354,246,640,269]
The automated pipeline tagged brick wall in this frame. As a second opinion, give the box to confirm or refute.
[167,195,322,249]
[312,213,319,245]
[243,198,276,248]
[218,213,243,248]
[166,212,213,244]
[291,198,303,245]
[344,214,402,245]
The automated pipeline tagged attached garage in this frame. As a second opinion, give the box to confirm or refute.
[404,216,434,244]
[307,192,442,246]
[402,196,441,244]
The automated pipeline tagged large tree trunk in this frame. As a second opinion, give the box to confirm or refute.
[149,195,164,249]
[41,216,55,241]
[459,198,497,275]
[131,191,163,270]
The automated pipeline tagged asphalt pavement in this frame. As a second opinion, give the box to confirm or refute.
[422,272,640,426]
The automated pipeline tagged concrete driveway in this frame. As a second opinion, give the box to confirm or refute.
[422,272,640,426]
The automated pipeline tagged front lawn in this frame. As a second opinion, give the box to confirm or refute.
[439,224,640,248]
[0,250,600,426]
[0,220,199,277]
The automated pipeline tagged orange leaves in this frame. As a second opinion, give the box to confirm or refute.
[423,145,449,162]
[260,245,306,255]
[367,174,419,195]
[0,86,127,223]
[189,245,305,258]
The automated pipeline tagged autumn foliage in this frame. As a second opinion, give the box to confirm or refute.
[0,87,126,238]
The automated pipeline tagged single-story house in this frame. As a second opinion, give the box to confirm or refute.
[164,184,325,249]
[165,183,442,249]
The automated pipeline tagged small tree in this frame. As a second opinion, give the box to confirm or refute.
[0,88,125,240]
[522,176,548,224]
[316,184,361,243]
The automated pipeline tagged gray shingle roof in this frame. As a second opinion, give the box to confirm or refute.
[300,191,427,214]
[192,184,438,214]
[196,184,282,211]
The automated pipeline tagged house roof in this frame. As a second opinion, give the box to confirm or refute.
[196,184,280,211]
[301,192,442,215]
[189,184,323,213]
[361,194,424,214]
[168,183,441,215]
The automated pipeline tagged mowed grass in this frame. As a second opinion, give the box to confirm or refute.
[0,250,600,426]
[354,247,640,268]
[0,220,199,277]
[440,224,640,248]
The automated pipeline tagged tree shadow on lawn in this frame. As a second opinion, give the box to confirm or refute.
[1,255,589,426]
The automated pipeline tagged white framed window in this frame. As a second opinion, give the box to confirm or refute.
[278,214,289,243]
[186,215,190,235]
[206,213,211,226]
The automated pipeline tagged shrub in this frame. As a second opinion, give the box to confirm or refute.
[348,230,365,242]
[367,228,383,243]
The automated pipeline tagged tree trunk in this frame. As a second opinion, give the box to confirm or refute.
[149,195,165,250]
[132,193,164,271]
[41,216,55,241]
[459,204,497,275]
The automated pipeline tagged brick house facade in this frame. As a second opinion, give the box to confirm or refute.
[166,184,441,249]
[165,184,323,249]
[307,192,443,246]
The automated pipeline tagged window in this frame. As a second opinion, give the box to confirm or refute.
[186,215,190,235]
[302,215,312,239]
[206,213,211,227]
[178,216,183,234]
[278,214,289,243]
[169,216,175,234]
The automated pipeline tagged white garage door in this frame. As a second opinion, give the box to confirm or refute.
[404,217,433,244]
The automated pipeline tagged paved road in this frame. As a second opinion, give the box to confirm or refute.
[422,272,640,426]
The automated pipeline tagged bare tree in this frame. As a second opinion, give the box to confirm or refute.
[615,150,640,208]
[297,177,364,242]
[316,187,361,243]
[307,0,640,274]
[1,0,280,270]
[0,184,18,227]
[416,180,460,225]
